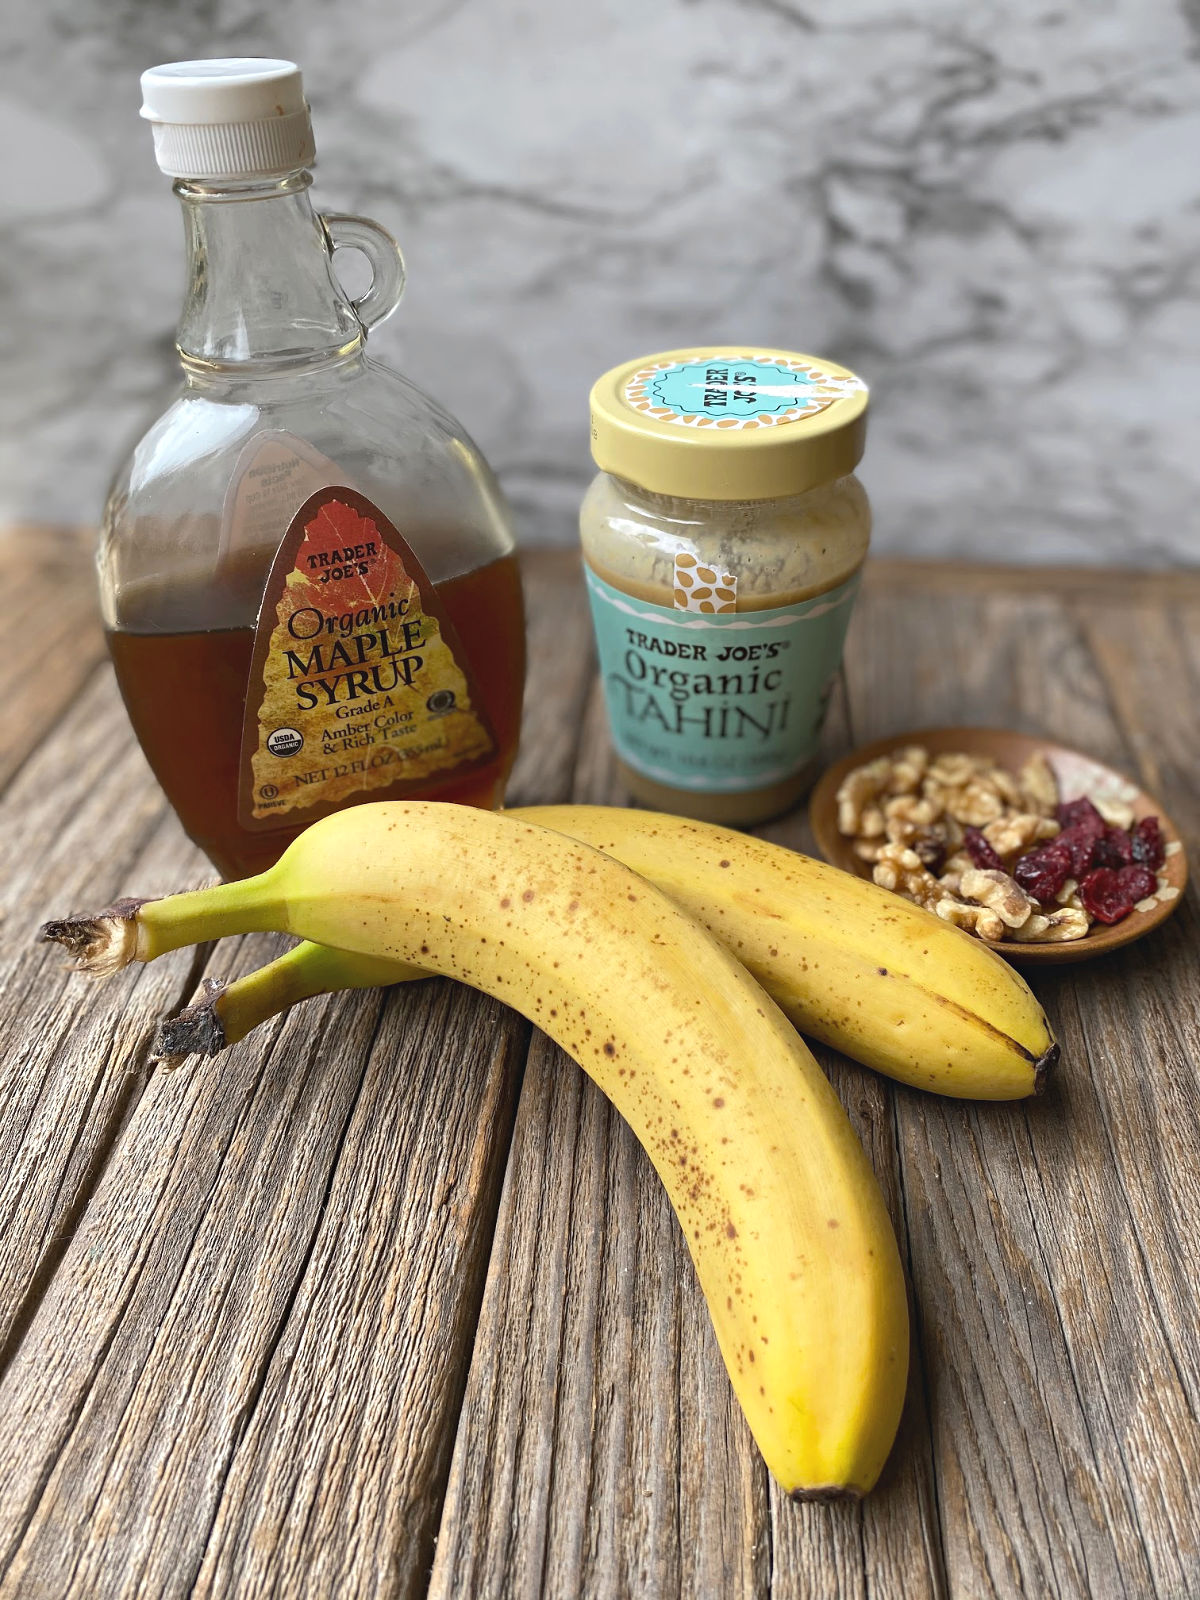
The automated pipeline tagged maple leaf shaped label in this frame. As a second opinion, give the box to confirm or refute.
[239,487,495,830]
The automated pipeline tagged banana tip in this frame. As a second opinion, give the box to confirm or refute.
[1033,1041,1060,1096]
[789,1485,864,1505]
[39,897,149,976]
[153,978,229,1065]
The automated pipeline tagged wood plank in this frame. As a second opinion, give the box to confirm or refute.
[427,1029,770,1600]
[432,697,769,1598]
[842,580,1200,1598]
[861,560,1200,605]
[0,540,585,1360]
[0,527,107,792]
[0,668,210,1357]
[0,958,530,1599]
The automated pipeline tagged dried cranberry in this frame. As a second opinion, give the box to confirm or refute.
[1013,840,1073,903]
[1057,823,1105,879]
[1057,797,1106,834]
[1116,863,1157,904]
[1092,827,1133,869]
[1131,815,1165,870]
[1079,868,1136,925]
[1054,800,1106,876]
[964,826,1005,871]
[1058,831,1093,877]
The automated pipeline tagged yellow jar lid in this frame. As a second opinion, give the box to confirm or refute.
[589,346,868,501]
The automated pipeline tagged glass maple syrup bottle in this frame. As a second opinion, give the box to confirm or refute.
[100,60,525,879]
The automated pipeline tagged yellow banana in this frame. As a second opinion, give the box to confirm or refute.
[42,801,909,1498]
[527,806,1056,1100]
[159,805,1057,1099]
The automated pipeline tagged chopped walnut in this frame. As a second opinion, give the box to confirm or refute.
[927,753,981,788]
[910,821,957,872]
[988,766,1023,808]
[936,847,975,896]
[852,839,885,863]
[912,840,942,871]
[883,815,926,849]
[1010,907,1089,943]
[1018,752,1059,817]
[872,844,944,910]
[883,793,947,854]
[835,757,892,835]
[981,812,1060,861]
[858,805,886,839]
[1055,878,1082,909]
[942,814,965,851]
[885,746,930,795]
[884,793,943,828]
[934,897,1007,943]
[959,868,1037,929]
[940,778,1007,827]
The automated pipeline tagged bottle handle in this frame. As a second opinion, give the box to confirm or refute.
[321,212,406,334]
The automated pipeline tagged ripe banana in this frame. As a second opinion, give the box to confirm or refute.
[527,806,1056,1100]
[160,805,1057,1099]
[43,801,909,1498]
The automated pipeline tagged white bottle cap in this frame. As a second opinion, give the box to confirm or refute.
[140,59,316,181]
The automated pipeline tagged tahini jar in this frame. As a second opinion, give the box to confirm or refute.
[580,348,870,825]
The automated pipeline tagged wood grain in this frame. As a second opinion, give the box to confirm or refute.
[0,524,188,1359]
[0,672,208,1359]
[0,527,106,794]
[1,542,1199,1599]
[842,576,1200,1599]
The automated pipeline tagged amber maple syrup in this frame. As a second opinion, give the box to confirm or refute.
[108,552,525,880]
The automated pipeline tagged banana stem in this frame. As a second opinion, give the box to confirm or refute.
[139,876,287,955]
[154,942,420,1064]
[214,943,417,1045]
[40,872,287,974]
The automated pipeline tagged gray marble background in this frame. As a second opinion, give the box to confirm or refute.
[2,0,1199,562]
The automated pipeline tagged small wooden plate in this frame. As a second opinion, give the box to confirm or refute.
[809,727,1188,966]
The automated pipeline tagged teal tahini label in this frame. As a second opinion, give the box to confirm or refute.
[585,565,861,793]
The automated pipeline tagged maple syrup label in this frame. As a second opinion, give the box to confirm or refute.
[238,487,496,829]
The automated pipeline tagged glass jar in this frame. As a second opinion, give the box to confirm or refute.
[101,60,524,880]
[580,349,870,826]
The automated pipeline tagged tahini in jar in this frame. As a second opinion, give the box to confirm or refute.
[580,348,870,826]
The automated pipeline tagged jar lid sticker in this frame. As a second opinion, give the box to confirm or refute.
[622,355,865,431]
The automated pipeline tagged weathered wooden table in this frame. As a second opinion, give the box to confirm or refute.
[1,532,1198,1600]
